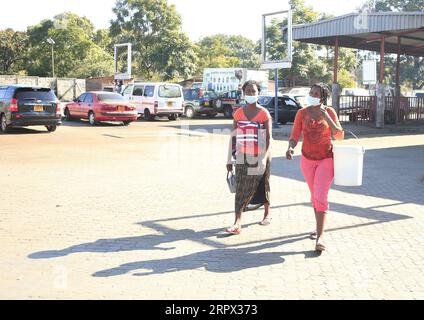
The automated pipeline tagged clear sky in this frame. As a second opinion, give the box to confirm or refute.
[0,0,366,41]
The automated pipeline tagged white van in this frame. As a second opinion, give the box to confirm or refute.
[122,82,184,121]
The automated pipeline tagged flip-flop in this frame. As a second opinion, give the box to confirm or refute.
[225,226,241,235]
[315,238,326,252]
[259,218,271,226]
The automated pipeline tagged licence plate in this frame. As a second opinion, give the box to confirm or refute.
[204,101,209,107]
[118,106,125,112]
[34,105,43,112]
[167,102,173,107]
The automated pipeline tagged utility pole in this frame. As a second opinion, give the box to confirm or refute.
[47,38,55,78]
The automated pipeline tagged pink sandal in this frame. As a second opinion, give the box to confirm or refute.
[259,218,271,226]
[225,226,241,235]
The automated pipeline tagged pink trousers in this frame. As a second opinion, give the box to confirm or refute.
[300,155,334,213]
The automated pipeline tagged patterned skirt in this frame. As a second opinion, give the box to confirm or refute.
[235,157,271,213]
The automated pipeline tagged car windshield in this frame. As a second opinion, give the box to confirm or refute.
[97,93,126,102]
[159,85,181,98]
[204,91,218,99]
[15,88,56,101]
[258,96,272,106]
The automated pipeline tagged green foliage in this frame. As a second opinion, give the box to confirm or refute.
[0,29,29,74]
[195,34,261,73]
[338,69,357,90]
[263,0,357,87]
[374,0,424,11]
[26,12,114,78]
[110,0,197,81]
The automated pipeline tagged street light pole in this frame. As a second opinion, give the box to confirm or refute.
[47,38,55,78]
[51,44,55,78]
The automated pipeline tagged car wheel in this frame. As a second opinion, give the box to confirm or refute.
[88,111,97,126]
[46,125,57,132]
[0,114,10,133]
[64,108,72,121]
[185,107,195,119]
[168,114,178,121]
[123,121,132,126]
[223,106,233,119]
[144,109,155,121]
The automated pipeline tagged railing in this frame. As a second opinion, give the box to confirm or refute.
[337,95,424,124]
[337,95,376,124]
[385,96,424,124]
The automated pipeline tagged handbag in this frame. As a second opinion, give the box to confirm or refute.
[226,171,237,194]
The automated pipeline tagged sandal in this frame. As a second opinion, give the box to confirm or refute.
[315,238,326,252]
[259,218,272,226]
[225,226,241,235]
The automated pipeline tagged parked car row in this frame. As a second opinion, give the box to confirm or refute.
[0,82,304,134]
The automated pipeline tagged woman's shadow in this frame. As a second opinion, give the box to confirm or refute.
[92,235,320,278]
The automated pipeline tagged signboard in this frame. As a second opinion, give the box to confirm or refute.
[203,68,269,94]
[114,43,132,80]
[261,9,293,70]
[362,60,377,84]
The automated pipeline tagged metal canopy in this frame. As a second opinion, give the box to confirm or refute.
[293,12,424,57]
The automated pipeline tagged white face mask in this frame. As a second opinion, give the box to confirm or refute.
[245,95,258,104]
[307,96,322,106]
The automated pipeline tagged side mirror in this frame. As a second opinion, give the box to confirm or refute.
[73,98,78,103]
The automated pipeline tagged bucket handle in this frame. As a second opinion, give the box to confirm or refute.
[337,130,366,154]
[345,130,360,140]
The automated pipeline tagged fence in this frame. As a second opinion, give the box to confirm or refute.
[338,95,424,125]
[0,75,86,101]
[337,95,376,124]
[385,96,424,124]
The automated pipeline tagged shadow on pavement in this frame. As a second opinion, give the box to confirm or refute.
[0,127,52,135]
[61,120,127,127]
[272,144,424,207]
[92,236,315,278]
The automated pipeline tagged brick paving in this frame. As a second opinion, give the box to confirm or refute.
[0,118,423,299]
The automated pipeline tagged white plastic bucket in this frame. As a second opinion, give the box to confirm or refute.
[333,145,365,187]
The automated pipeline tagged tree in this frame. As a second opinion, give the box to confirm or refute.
[373,0,424,11]
[0,29,29,74]
[110,0,197,81]
[262,0,357,87]
[26,13,114,78]
[195,34,260,73]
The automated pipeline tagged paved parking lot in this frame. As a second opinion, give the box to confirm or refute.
[1,118,423,299]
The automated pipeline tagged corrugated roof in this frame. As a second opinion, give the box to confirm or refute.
[292,12,424,56]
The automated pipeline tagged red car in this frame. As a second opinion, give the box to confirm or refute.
[64,91,138,126]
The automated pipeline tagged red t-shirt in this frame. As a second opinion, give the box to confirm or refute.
[289,107,344,160]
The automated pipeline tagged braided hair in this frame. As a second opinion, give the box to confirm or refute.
[311,83,330,106]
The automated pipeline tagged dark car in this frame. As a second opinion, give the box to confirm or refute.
[183,88,218,118]
[232,95,302,124]
[259,96,302,124]
[0,85,62,133]
[215,90,242,118]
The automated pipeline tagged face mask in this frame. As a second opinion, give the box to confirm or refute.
[307,96,322,106]
[245,95,258,104]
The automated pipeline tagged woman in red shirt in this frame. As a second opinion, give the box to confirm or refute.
[286,83,344,251]
[226,80,273,235]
